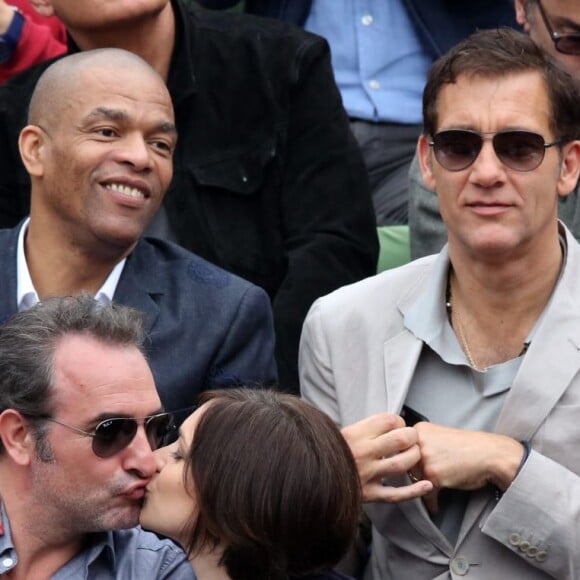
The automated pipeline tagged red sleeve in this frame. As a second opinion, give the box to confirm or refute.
[0,16,67,84]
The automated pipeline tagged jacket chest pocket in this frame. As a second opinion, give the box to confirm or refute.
[167,135,286,294]
[191,135,278,195]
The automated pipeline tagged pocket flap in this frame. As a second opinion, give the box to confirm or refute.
[189,136,277,195]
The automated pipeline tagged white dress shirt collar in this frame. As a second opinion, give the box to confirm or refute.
[16,218,126,311]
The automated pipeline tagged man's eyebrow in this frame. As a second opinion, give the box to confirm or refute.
[81,107,177,135]
[89,406,166,425]
[157,122,178,136]
[82,107,129,124]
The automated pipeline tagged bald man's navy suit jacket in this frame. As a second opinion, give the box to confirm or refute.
[0,224,278,418]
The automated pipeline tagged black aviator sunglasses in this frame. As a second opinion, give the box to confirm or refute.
[537,0,580,56]
[27,411,178,458]
[428,129,561,172]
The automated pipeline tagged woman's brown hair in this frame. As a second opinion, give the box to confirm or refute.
[184,388,361,580]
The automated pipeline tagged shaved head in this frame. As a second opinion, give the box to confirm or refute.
[28,49,167,128]
[19,45,176,258]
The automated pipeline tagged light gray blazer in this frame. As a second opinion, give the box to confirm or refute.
[300,224,580,580]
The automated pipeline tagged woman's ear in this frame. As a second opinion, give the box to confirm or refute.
[19,125,48,178]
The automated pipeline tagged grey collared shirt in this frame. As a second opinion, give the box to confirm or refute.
[0,506,196,579]
[402,238,565,547]
[403,246,524,547]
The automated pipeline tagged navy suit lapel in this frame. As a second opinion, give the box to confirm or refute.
[0,225,22,325]
[0,230,166,333]
[113,239,162,334]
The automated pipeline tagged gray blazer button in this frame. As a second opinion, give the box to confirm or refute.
[450,556,470,576]
[509,533,521,546]
[526,546,539,558]
[536,550,548,562]
[518,540,531,552]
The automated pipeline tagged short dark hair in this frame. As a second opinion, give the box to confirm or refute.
[184,389,361,580]
[423,27,580,141]
[0,294,145,454]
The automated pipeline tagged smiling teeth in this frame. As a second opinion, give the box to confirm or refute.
[107,183,144,198]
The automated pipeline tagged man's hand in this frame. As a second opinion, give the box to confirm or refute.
[342,413,433,503]
[414,422,525,512]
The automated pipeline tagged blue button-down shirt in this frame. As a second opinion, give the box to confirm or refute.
[304,0,430,123]
[0,506,196,579]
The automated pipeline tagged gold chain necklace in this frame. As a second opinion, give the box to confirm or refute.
[447,276,485,372]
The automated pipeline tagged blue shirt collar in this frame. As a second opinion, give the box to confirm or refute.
[0,504,117,576]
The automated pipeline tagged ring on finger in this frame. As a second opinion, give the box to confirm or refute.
[408,471,420,483]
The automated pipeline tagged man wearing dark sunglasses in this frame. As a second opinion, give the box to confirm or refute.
[0,294,195,578]
[410,0,580,261]
[301,29,580,579]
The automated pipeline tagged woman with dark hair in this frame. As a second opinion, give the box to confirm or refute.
[140,388,361,580]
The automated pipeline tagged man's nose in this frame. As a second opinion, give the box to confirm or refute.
[468,140,507,186]
[113,133,155,172]
[123,425,157,478]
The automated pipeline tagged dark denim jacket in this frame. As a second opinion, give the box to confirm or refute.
[0,0,378,391]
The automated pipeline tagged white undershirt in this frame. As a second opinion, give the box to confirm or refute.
[16,218,126,311]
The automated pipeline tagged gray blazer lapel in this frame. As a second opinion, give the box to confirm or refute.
[495,230,580,439]
[456,308,580,548]
[495,304,580,439]
[383,329,422,413]
[383,330,453,554]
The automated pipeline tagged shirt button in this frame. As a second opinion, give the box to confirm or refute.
[369,79,380,91]
[2,558,14,568]
[361,14,374,26]
[450,556,470,576]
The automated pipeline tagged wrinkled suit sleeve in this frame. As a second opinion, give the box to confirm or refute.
[481,450,580,579]
[211,283,278,389]
[274,37,378,391]
[299,297,372,577]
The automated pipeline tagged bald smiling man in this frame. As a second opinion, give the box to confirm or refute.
[0,48,278,418]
